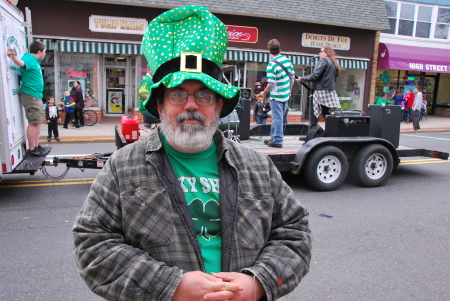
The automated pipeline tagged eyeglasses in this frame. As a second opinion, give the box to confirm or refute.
[319,50,325,53]
[165,91,217,106]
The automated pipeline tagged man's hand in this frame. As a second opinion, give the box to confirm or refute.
[7,48,24,67]
[259,91,266,98]
[210,272,265,301]
[6,48,15,58]
[295,77,302,83]
[172,271,244,301]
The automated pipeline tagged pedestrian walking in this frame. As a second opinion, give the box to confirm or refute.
[412,87,422,131]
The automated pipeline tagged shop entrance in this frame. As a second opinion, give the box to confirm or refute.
[104,57,128,116]
[423,75,437,115]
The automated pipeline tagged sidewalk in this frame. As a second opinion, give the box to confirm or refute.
[38,115,450,144]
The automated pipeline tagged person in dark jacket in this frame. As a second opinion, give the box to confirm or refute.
[71,80,84,128]
[296,45,341,128]
[254,95,271,124]
[73,6,311,301]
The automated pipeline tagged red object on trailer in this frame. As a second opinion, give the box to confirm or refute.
[121,115,140,142]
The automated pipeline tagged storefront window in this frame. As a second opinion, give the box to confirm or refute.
[41,51,55,102]
[436,73,450,106]
[335,69,366,110]
[58,53,98,107]
[400,70,423,93]
[244,62,268,100]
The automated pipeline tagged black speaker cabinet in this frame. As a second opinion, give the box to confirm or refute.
[239,98,251,140]
[325,115,371,137]
[368,105,401,148]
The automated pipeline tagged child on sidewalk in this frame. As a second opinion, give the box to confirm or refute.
[62,90,77,129]
[45,96,61,141]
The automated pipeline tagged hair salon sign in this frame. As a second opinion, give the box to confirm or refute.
[226,25,258,43]
[89,15,148,35]
[302,33,351,51]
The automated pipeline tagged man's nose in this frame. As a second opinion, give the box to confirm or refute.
[184,94,199,110]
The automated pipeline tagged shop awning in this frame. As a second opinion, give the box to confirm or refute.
[378,43,450,73]
[226,50,368,69]
[37,38,368,69]
[38,38,142,55]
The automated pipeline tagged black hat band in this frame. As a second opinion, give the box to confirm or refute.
[152,55,223,83]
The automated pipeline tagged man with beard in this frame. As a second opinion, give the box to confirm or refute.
[73,5,311,301]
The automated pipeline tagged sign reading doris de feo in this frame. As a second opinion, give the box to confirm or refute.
[89,15,148,35]
[302,33,350,51]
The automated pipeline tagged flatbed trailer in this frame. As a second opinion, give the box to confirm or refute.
[235,131,447,191]
[114,105,448,191]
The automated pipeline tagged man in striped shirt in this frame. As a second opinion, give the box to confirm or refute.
[260,39,295,148]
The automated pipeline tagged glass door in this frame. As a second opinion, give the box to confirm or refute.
[423,76,436,115]
[105,57,127,115]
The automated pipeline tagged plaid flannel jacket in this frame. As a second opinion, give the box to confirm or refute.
[73,128,312,301]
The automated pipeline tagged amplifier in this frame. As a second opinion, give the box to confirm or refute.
[368,105,401,148]
[325,115,371,137]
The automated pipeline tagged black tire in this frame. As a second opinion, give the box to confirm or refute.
[352,144,393,187]
[83,110,98,126]
[304,146,348,191]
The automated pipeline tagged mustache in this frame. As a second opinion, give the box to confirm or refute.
[177,111,206,124]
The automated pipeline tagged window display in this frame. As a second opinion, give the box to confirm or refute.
[58,53,98,108]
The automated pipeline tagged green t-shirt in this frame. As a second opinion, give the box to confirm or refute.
[162,135,221,273]
[19,53,44,99]
[266,54,294,102]
[375,97,393,105]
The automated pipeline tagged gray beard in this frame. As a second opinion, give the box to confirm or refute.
[159,108,220,153]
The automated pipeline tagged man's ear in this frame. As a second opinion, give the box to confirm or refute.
[157,100,162,117]
[218,98,224,113]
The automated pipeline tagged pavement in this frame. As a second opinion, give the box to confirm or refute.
[38,115,450,144]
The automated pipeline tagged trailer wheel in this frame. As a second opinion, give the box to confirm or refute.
[353,144,393,187]
[304,146,348,191]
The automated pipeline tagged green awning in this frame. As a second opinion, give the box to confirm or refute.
[37,38,142,55]
[311,57,368,69]
[226,50,368,69]
[225,50,312,65]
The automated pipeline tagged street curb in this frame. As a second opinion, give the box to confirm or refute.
[39,137,115,144]
[400,128,450,133]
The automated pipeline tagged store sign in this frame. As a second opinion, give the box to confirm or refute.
[301,33,351,51]
[408,62,448,72]
[89,15,148,35]
[226,25,258,43]
[66,69,88,78]
[405,75,416,82]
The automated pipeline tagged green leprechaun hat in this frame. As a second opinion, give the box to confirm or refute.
[142,5,240,118]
